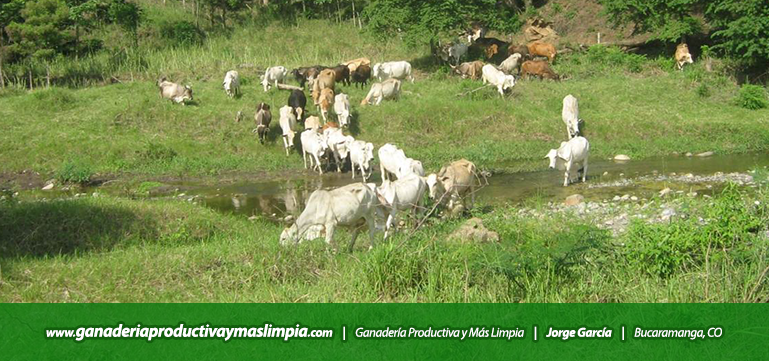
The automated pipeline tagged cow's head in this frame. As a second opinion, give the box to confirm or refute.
[372,64,382,78]
[279,224,298,245]
[502,75,516,92]
[545,149,559,169]
[182,85,193,102]
[426,173,447,200]
[485,44,499,59]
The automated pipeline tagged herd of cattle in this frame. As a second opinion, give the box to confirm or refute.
[155,29,696,249]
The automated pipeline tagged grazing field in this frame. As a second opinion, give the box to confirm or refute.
[2,19,769,303]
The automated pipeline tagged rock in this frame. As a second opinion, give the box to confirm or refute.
[602,171,609,176]
[685,152,693,157]
[621,194,630,201]
[564,194,585,206]
[659,188,672,197]
[614,154,631,161]
[696,151,714,157]
[630,196,638,201]
[613,195,621,201]
[42,183,54,191]
[661,208,676,221]
[248,215,259,221]
[685,173,694,178]
[449,218,499,243]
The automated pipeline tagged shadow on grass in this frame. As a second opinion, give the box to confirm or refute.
[0,201,159,258]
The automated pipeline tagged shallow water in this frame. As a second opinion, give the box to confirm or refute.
[180,153,769,219]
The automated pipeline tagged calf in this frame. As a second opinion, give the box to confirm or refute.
[372,61,414,83]
[360,79,401,106]
[349,140,375,181]
[451,61,484,80]
[499,53,522,75]
[278,105,298,155]
[527,41,557,62]
[223,70,240,97]
[158,77,193,104]
[562,94,581,139]
[280,183,380,252]
[287,89,307,121]
[481,64,516,97]
[675,43,693,70]
[318,88,335,122]
[334,93,351,127]
[262,66,288,92]
[253,102,272,144]
[351,64,371,88]
[545,136,590,187]
[520,60,559,80]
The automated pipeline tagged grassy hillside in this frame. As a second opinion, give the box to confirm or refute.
[1,21,768,184]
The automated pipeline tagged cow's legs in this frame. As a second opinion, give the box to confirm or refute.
[563,167,570,187]
[364,216,377,251]
[324,223,336,247]
[312,154,323,175]
[302,149,308,169]
[348,226,361,253]
[351,161,356,179]
[582,159,588,183]
[380,164,387,181]
[283,136,289,156]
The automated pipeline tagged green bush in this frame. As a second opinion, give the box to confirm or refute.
[735,84,768,110]
[160,20,204,47]
[696,83,711,98]
[55,159,93,184]
[586,45,647,73]
[138,142,177,163]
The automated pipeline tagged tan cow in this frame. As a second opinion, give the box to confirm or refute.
[450,61,484,80]
[312,69,336,105]
[520,60,560,80]
[527,41,557,62]
[426,159,478,214]
[158,77,193,104]
[343,57,371,73]
[319,88,335,122]
[675,43,693,70]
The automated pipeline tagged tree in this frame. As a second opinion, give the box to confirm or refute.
[706,0,769,65]
[107,0,141,45]
[600,0,703,43]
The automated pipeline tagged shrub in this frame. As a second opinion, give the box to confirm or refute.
[696,83,711,98]
[138,142,177,162]
[55,159,93,184]
[735,84,768,110]
[160,20,204,47]
[586,45,646,73]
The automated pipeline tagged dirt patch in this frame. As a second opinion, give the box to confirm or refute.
[0,170,45,190]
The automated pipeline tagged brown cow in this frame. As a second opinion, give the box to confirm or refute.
[450,61,484,80]
[507,44,530,60]
[675,43,693,70]
[312,69,336,105]
[343,57,370,73]
[330,64,351,86]
[520,60,560,80]
[527,41,557,62]
[319,88,335,122]
[351,64,371,88]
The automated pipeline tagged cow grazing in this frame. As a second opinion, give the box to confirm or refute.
[278,105,298,155]
[343,57,371,73]
[280,182,380,252]
[520,60,560,80]
[360,79,401,106]
[288,89,307,121]
[562,94,581,139]
[465,22,486,43]
[499,53,523,75]
[330,64,351,86]
[545,136,590,187]
[322,127,353,173]
[223,70,240,98]
[312,69,336,106]
[377,143,421,181]
[351,64,371,88]
[376,173,428,239]
[253,102,272,144]
[304,116,322,132]
[158,77,193,104]
[319,88,335,122]
[300,129,329,175]
[451,61,484,80]
[481,64,516,97]
[426,159,477,213]
[291,65,327,88]
[372,61,414,83]
[675,43,693,70]
[440,42,469,65]
[527,42,557,62]
[349,140,375,180]
[507,44,530,60]
[334,93,351,128]
[470,37,510,62]
[262,66,288,92]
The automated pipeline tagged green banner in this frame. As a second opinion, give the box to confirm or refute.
[1,304,767,359]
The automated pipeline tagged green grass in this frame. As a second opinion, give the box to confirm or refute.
[1,186,767,302]
[1,22,768,181]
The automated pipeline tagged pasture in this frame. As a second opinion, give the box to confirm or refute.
[1,19,769,303]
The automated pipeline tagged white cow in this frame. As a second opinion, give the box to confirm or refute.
[262,66,287,92]
[545,136,590,187]
[222,70,240,97]
[499,53,522,75]
[334,93,351,127]
[425,159,477,213]
[441,42,469,65]
[278,105,298,156]
[482,64,516,97]
[323,127,354,173]
[304,115,321,131]
[349,140,375,181]
[376,173,428,239]
[398,158,424,178]
[280,183,381,252]
[158,78,193,104]
[360,79,401,106]
[378,143,407,181]
[300,129,328,174]
[562,94,581,139]
[372,61,414,83]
